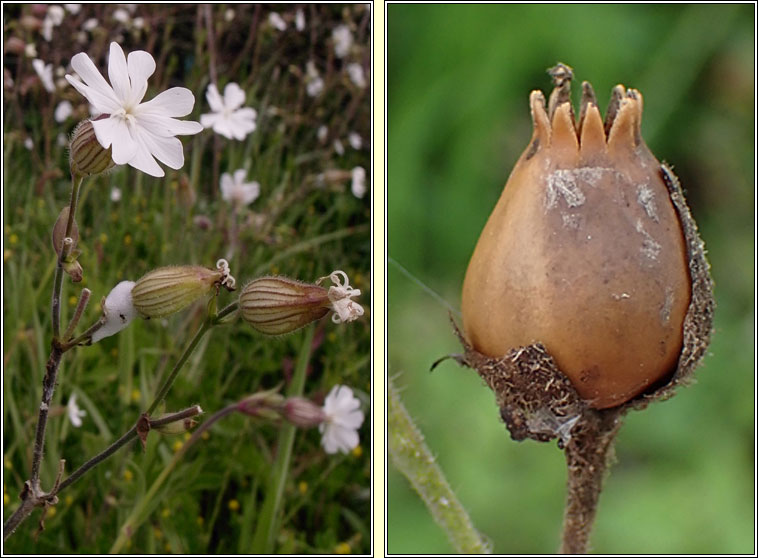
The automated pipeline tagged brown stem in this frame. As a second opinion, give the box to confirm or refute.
[560,408,624,554]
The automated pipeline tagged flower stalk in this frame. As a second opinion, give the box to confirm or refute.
[250,324,315,553]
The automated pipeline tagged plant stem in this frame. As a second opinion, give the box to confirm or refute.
[52,175,83,341]
[559,409,624,554]
[110,403,238,553]
[146,319,212,416]
[250,324,315,553]
[388,375,492,554]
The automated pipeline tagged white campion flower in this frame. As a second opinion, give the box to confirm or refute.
[113,8,131,24]
[346,62,367,89]
[317,125,328,144]
[91,280,137,343]
[268,12,286,31]
[323,270,364,324]
[110,186,122,202]
[65,42,203,177]
[332,24,353,58]
[64,4,81,14]
[41,5,65,41]
[24,43,37,58]
[82,18,98,32]
[351,166,367,199]
[295,9,305,31]
[333,139,344,156]
[220,169,260,207]
[24,138,33,150]
[200,82,257,141]
[54,100,73,122]
[348,132,362,150]
[67,393,87,427]
[32,59,55,93]
[305,61,324,98]
[319,385,364,454]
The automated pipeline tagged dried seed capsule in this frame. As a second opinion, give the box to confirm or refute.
[69,118,116,177]
[239,276,330,335]
[461,65,707,409]
[131,265,223,318]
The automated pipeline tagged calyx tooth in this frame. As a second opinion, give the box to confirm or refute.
[579,103,606,157]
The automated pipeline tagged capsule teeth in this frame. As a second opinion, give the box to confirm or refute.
[579,103,606,157]
[607,94,643,154]
[529,90,551,148]
[550,102,579,154]
[603,85,626,137]
[577,81,598,137]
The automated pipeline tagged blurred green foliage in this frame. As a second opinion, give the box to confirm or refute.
[3,3,370,554]
[388,4,754,554]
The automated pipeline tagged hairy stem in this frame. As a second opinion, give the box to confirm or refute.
[559,409,624,554]
[388,376,492,554]
[251,324,315,553]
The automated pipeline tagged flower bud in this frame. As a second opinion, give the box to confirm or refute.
[69,118,116,177]
[51,206,79,257]
[131,265,224,319]
[239,277,330,335]
[153,416,199,436]
[282,397,326,428]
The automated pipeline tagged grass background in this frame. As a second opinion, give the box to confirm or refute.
[387,3,754,554]
[3,4,370,554]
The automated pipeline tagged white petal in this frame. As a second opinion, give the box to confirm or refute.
[223,82,246,110]
[233,169,247,185]
[139,132,184,170]
[107,42,130,103]
[212,118,237,140]
[139,87,197,117]
[220,172,233,200]
[206,83,224,113]
[126,50,155,105]
[92,281,137,343]
[92,117,137,163]
[127,136,164,177]
[65,75,120,115]
[135,113,203,138]
[200,112,221,129]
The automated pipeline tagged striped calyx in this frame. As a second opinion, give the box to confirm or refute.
[239,276,330,335]
[132,266,223,319]
[69,118,116,177]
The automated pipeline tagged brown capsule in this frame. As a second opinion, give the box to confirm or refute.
[462,65,693,409]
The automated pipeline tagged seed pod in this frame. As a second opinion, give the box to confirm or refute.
[131,266,223,319]
[461,64,713,411]
[239,276,330,335]
[69,118,116,177]
[51,206,79,256]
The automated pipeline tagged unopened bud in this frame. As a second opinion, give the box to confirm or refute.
[51,206,79,257]
[282,397,326,428]
[69,119,116,177]
[237,389,285,421]
[154,416,199,436]
[239,276,330,335]
[131,265,224,319]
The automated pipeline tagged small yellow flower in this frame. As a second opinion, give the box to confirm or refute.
[201,431,210,440]
[46,506,57,518]
[9,234,18,245]
[335,541,351,554]
[164,542,171,552]
[183,432,191,441]
[4,493,9,505]
[69,295,78,306]
[298,481,308,495]
[131,389,141,404]
[3,249,12,261]
[172,440,183,453]
[123,469,133,482]
[124,234,132,246]
[351,445,363,458]
[228,499,240,512]
[327,331,337,343]
[4,457,12,469]
[65,495,73,506]
[161,508,170,518]
[99,233,108,244]
[153,527,163,539]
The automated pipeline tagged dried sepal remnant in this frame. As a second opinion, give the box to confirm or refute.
[461,64,711,410]
[451,320,586,446]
